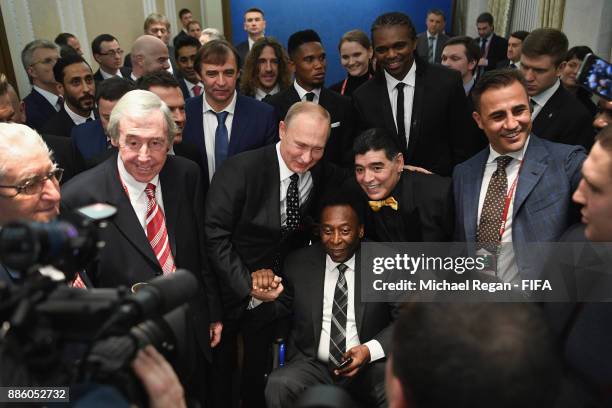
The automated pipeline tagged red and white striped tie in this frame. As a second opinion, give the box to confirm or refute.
[144,183,176,274]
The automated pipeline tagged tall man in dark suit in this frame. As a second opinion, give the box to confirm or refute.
[264,29,354,166]
[205,102,345,407]
[91,34,131,82]
[353,12,476,176]
[20,40,62,132]
[61,90,222,405]
[474,12,508,75]
[453,69,585,283]
[496,30,529,69]
[174,36,203,100]
[415,9,449,64]
[353,128,454,242]
[235,7,266,65]
[182,39,277,191]
[71,77,134,167]
[520,28,594,149]
[262,196,397,408]
[172,8,192,48]
[42,54,95,137]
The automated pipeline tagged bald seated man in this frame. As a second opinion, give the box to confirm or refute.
[130,35,170,81]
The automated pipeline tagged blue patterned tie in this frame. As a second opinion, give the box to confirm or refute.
[214,111,229,170]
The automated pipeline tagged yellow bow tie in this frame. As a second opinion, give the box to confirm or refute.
[368,196,399,212]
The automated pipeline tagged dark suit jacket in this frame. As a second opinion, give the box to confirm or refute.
[93,67,132,83]
[532,85,595,149]
[42,108,79,137]
[174,73,195,101]
[41,133,84,184]
[353,58,478,176]
[60,153,221,359]
[362,170,454,242]
[182,93,278,190]
[453,135,585,278]
[204,144,346,319]
[71,119,107,162]
[23,89,58,132]
[264,85,356,166]
[236,41,249,67]
[416,32,449,64]
[477,33,508,72]
[256,244,398,361]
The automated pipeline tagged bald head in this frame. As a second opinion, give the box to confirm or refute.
[131,35,170,78]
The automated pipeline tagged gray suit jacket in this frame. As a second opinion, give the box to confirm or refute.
[416,31,449,64]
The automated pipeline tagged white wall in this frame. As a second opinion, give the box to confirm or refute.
[563,0,612,60]
[464,0,489,37]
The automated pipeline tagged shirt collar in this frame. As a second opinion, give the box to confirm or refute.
[531,79,560,108]
[64,102,95,125]
[100,68,122,79]
[33,85,61,106]
[427,31,437,39]
[325,254,356,274]
[116,154,160,199]
[184,77,203,90]
[255,84,280,100]
[203,90,237,114]
[464,77,475,95]
[384,60,416,94]
[487,134,531,164]
[293,80,321,100]
[131,72,139,82]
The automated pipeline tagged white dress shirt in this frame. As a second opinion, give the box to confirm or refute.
[100,68,123,80]
[64,102,95,125]
[477,136,530,283]
[116,154,164,231]
[530,79,560,119]
[316,254,385,363]
[294,80,321,104]
[183,78,204,98]
[201,91,237,181]
[276,142,313,227]
[384,61,416,147]
[33,85,62,112]
[255,84,280,101]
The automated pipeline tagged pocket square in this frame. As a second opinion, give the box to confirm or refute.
[331,122,341,128]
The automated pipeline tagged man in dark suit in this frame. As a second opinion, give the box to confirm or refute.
[174,36,203,100]
[172,8,192,48]
[353,12,477,176]
[235,7,266,65]
[42,54,96,137]
[474,12,508,75]
[496,30,529,69]
[205,102,345,407]
[264,29,355,166]
[261,196,397,408]
[520,28,594,149]
[352,128,453,242]
[415,9,449,64]
[182,39,277,191]
[91,34,131,82]
[453,69,585,283]
[71,77,134,167]
[61,90,222,405]
[20,40,62,132]
[129,35,171,82]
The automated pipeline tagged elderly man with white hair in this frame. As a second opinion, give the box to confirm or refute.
[61,89,221,404]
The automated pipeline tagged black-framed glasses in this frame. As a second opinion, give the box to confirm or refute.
[98,49,124,57]
[0,168,64,198]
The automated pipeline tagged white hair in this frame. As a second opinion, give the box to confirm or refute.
[0,123,52,181]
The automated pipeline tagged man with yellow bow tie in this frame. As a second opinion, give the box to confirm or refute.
[353,128,454,242]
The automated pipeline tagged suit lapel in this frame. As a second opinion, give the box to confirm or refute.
[159,158,178,256]
[189,96,210,182]
[376,76,400,149]
[513,136,548,215]
[464,149,489,241]
[533,86,562,135]
[408,62,426,161]
[228,95,245,155]
[263,145,282,230]
[312,246,327,350]
[104,157,160,267]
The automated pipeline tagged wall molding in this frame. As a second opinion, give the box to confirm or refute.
[164,0,178,38]
[143,0,156,18]
[55,0,92,63]
[0,0,35,97]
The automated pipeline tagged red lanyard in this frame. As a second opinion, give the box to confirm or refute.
[498,159,524,240]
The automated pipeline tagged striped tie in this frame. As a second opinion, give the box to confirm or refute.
[329,263,349,367]
[144,183,176,274]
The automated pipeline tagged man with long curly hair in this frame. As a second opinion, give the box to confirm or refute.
[240,37,291,100]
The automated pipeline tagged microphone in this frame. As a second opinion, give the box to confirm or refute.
[114,269,198,327]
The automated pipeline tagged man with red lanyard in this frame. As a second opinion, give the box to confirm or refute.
[453,69,585,283]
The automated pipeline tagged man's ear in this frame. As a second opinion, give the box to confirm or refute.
[468,59,477,72]
[395,152,405,171]
[288,59,296,74]
[556,61,566,77]
[110,137,118,147]
[279,120,286,141]
[358,224,364,239]
[472,111,484,130]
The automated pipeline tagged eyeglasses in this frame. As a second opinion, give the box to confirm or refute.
[31,57,58,66]
[0,168,63,198]
[98,49,124,57]
[120,139,168,153]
